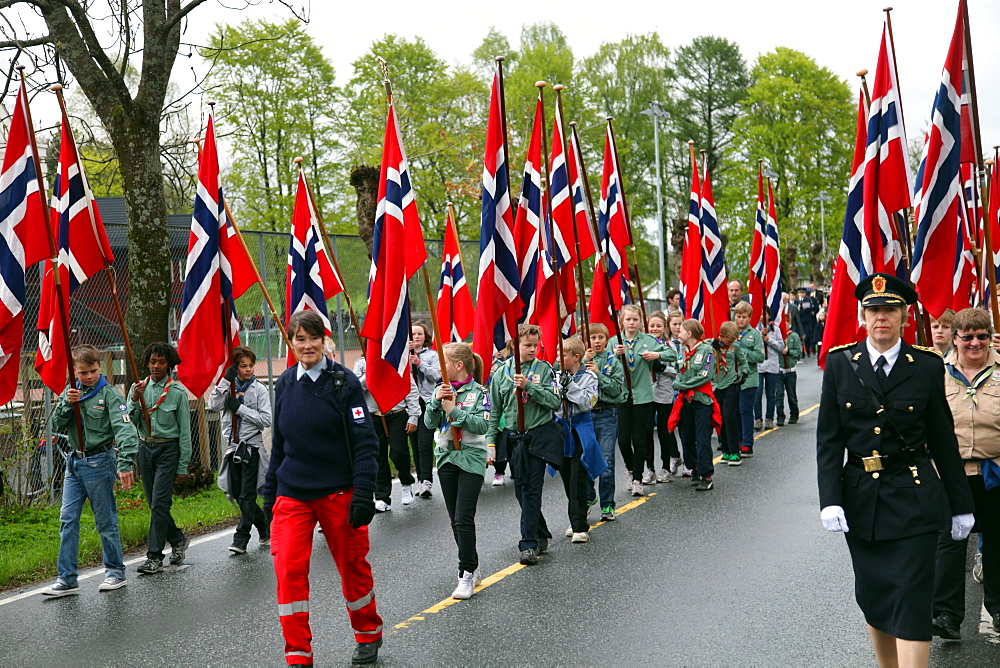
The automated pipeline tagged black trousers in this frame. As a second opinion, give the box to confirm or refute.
[510,436,551,552]
[138,439,186,560]
[679,401,714,479]
[374,411,415,504]
[229,448,266,543]
[438,462,483,574]
[560,447,589,534]
[777,372,799,421]
[715,385,741,456]
[649,401,676,469]
[409,399,435,483]
[618,399,654,481]
[933,475,1000,621]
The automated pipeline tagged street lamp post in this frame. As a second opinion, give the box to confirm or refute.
[813,191,830,259]
[640,101,670,301]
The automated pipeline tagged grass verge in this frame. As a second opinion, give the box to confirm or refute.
[0,483,239,591]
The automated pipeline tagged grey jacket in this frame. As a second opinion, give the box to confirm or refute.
[410,347,441,402]
[756,325,785,375]
[210,377,272,496]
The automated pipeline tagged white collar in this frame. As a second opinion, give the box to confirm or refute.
[865,338,902,373]
[296,362,323,382]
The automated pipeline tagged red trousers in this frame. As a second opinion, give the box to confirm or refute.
[271,491,383,666]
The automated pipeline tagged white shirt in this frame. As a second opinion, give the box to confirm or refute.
[296,362,323,382]
[866,338,902,375]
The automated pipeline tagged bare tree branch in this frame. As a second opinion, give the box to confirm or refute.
[160,0,210,38]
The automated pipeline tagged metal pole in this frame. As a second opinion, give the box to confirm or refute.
[820,197,825,258]
[653,113,666,299]
[258,232,275,410]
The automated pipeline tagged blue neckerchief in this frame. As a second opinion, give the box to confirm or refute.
[983,459,1000,490]
[235,375,256,396]
[505,357,540,380]
[945,363,994,408]
[77,375,109,403]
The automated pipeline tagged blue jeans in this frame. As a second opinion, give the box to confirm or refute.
[753,373,781,421]
[738,387,756,449]
[588,408,618,509]
[57,450,125,585]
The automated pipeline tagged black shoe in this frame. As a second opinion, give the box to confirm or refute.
[993,612,1000,634]
[351,638,382,665]
[519,548,539,565]
[690,474,702,486]
[776,419,785,426]
[695,477,714,492]
[258,524,270,546]
[932,613,961,640]
[789,417,798,424]
[228,540,248,555]
[536,537,549,554]
[168,535,190,566]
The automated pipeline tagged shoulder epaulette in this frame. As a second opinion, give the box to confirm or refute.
[826,343,855,353]
[912,345,943,358]
[475,382,489,393]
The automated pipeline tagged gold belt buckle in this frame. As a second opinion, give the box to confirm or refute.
[862,450,884,473]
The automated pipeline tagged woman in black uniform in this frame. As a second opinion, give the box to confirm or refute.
[817,273,975,667]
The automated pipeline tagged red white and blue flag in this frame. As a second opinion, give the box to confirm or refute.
[549,101,578,336]
[680,154,702,319]
[360,99,427,412]
[437,209,474,343]
[472,70,519,363]
[987,150,1000,305]
[747,166,767,325]
[177,115,255,398]
[699,162,727,338]
[568,129,598,263]
[285,170,343,363]
[0,79,48,402]
[35,109,116,393]
[910,6,967,319]
[588,125,630,332]
[764,179,782,323]
[514,99,544,325]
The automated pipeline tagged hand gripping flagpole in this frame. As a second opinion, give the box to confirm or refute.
[569,121,632,393]
[19,71,85,451]
[51,83,152,433]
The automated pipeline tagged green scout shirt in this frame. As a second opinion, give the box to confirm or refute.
[50,379,140,473]
[611,332,677,404]
[128,376,192,475]
[487,357,561,444]
[707,339,748,390]
[672,341,716,406]
[736,325,765,390]
[424,380,491,476]
[591,349,627,406]
[781,331,803,370]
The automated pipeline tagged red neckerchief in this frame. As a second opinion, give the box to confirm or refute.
[140,376,174,414]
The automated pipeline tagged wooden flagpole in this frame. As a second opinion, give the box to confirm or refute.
[569,121,632,393]
[19,72,85,451]
[985,154,1000,326]
[699,148,717,340]
[606,118,648,329]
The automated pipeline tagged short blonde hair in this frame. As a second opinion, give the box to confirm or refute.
[563,336,586,357]
[618,304,642,325]
[589,323,609,338]
[734,301,753,317]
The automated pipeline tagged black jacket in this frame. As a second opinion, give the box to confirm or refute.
[816,340,973,541]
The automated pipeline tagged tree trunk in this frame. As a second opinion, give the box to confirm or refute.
[783,245,799,290]
[351,165,380,255]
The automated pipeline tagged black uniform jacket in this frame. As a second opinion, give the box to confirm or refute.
[817,340,973,542]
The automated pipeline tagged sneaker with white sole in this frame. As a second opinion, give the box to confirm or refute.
[973,552,984,583]
[417,481,433,499]
[656,468,672,483]
[452,570,477,599]
[571,532,589,543]
[374,500,390,512]
[42,581,79,597]
[98,577,127,592]
[565,526,574,537]
[668,457,681,475]
[641,468,655,485]
[472,568,483,586]
[600,506,616,521]
[678,464,693,477]
[764,418,774,430]
[492,474,505,486]
[631,480,645,497]
[137,558,163,575]
[169,535,190,566]
[401,485,413,505]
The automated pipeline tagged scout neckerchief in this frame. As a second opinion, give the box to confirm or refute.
[440,375,474,444]
[681,341,704,372]
[945,362,995,408]
[622,332,640,369]
[597,350,615,376]
[141,376,174,414]
[505,357,540,404]
[77,375,109,403]
[714,341,730,375]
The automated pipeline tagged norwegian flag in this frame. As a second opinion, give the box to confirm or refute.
[953,162,978,310]
[0,79,48,402]
[176,115,255,398]
[436,209,473,342]
[534,195,561,363]
[285,170,344,363]
[699,162,727,338]
[680,154,702,319]
[472,70,519,363]
[986,150,1000,305]
[764,179,782,322]
[360,98,427,413]
[587,125,630,331]
[568,128,598,262]
[910,6,967,319]
[549,101,578,336]
[747,167,767,325]
[514,99,544,324]
[35,110,116,393]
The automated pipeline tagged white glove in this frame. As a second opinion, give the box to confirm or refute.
[820,505,850,533]
[951,513,975,541]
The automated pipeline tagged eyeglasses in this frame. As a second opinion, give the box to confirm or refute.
[956,333,991,342]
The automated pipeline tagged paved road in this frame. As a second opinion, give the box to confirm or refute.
[1,362,997,666]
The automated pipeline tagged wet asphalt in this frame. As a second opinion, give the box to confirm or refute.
[1,362,998,667]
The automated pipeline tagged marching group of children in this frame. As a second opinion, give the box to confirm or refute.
[41,298,803,606]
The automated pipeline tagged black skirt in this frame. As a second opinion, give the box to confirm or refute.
[845,531,938,641]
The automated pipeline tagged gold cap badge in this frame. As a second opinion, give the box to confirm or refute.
[872,276,886,293]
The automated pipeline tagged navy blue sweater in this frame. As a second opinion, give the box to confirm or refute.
[262,358,378,500]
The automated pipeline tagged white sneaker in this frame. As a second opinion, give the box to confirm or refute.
[492,474,505,486]
[668,457,681,475]
[641,468,655,485]
[631,480,645,497]
[656,468,673,483]
[374,500,390,512]
[417,480,433,499]
[565,526,574,537]
[571,532,589,543]
[472,568,483,586]
[401,485,413,505]
[451,570,476,599]
[98,577,127,592]
[678,464,693,478]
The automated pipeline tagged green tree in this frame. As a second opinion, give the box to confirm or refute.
[203,19,340,232]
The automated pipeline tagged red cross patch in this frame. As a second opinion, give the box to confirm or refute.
[351,407,365,420]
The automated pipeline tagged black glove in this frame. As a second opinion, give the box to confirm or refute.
[224,395,242,413]
[711,339,723,351]
[348,488,376,529]
[262,495,275,525]
[223,365,238,382]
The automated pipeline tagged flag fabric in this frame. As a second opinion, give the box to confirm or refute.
[549,102,578,335]
[699,163,727,338]
[513,99,544,325]
[176,115,246,398]
[986,153,1000,306]
[360,99,427,413]
[680,156,702,319]
[534,196,562,363]
[764,179,782,322]
[472,70,519,363]
[911,5,965,319]
[35,111,115,393]
[953,162,978,310]
[747,167,767,325]
[0,80,48,402]
[568,129,598,262]
[285,170,344,363]
[588,125,630,330]
[436,210,474,343]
